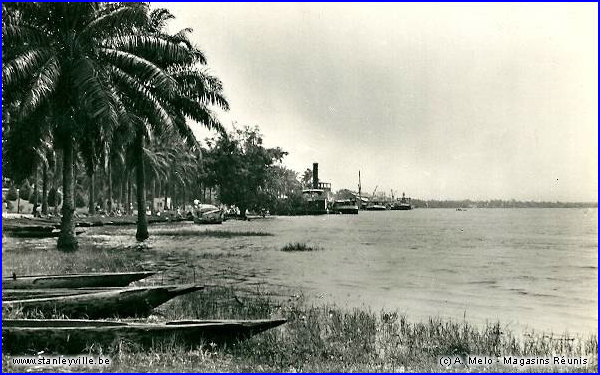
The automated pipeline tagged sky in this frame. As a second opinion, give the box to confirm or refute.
[155,2,597,202]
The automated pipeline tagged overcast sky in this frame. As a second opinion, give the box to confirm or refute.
[156,2,597,202]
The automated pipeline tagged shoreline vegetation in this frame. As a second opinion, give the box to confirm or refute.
[2,242,598,372]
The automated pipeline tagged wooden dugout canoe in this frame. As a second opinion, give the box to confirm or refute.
[2,284,203,318]
[2,271,156,289]
[2,287,128,301]
[2,318,287,354]
[5,228,86,238]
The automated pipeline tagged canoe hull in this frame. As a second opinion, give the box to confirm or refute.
[2,271,155,289]
[2,319,287,354]
[2,285,203,318]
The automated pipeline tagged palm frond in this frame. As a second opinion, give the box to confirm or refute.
[71,57,119,130]
[2,22,49,51]
[102,34,200,65]
[99,48,177,93]
[79,3,149,42]
[18,56,60,121]
[3,48,54,87]
[149,8,175,32]
[108,65,174,131]
[176,97,225,134]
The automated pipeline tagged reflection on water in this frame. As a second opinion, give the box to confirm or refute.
[3,208,597,335]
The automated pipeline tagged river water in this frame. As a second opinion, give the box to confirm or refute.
[3,208,597,335]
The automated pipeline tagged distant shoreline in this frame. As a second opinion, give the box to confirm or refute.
[410,200,597,209]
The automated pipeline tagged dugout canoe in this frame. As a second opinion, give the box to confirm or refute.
[2,284,203,318]
[2,287,126,301]
[2,318,287,354]
[2,271,156,289]
[5,228,86,238]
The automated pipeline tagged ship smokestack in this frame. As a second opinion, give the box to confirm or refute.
[312,163,319,189]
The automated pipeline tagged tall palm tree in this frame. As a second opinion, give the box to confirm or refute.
[112,8,228,241]
[3,3,201,249]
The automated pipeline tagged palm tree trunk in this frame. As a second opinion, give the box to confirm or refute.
[57,136,78,251]
[149,178,155,215]
[42,163,49,215]
[127,174,132,215]
[88,171,95,215]
[119,171,125,213]
[164,183,168,210]
[32,166,39,215]
[107,159,113,213]
[135,128,149,241]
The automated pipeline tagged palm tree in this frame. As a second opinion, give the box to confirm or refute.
[3,3,204,249]
[113,8,228,241]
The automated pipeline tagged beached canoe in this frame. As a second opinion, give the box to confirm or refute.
[6,228,86,238]
[2,271,156,289]
[2,287,126,301]
[2,284,203,318]
[2,318,287,354]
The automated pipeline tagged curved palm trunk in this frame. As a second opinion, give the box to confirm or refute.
[135,128,149,241]
[57,137,78,251]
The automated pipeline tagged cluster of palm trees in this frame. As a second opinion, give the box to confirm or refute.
[2,3,228,251]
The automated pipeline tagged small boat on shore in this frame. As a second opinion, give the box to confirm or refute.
[5,228,86,238]
[2,287,132,301]
[2,318,287,354]
[2,271,156,289]
[194,204,224,224]
[2,284,203,318]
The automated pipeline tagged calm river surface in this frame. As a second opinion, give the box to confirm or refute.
[4,208,598,335]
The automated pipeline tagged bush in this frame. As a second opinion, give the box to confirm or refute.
[75,191,86,208]
[48,187,62,207]
[6,186,18,201]
[19,179,32,200]
[281,242,322,252]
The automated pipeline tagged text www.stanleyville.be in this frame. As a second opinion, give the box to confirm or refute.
[11,355,111,367]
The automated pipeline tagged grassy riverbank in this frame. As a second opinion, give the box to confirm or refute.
[2,243,598,372]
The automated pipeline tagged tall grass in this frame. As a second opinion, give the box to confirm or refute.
[2,286,597,372]
[2,247,143,277]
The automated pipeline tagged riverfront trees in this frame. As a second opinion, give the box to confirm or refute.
[2,3,228,249]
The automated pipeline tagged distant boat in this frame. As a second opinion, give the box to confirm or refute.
[331,199,359,214]
[365,203,388,211]
[301,189,329,215]
[2,271,155,289]
[391,192,412,210]
[2,318,287,354]
[194,204,224,224]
